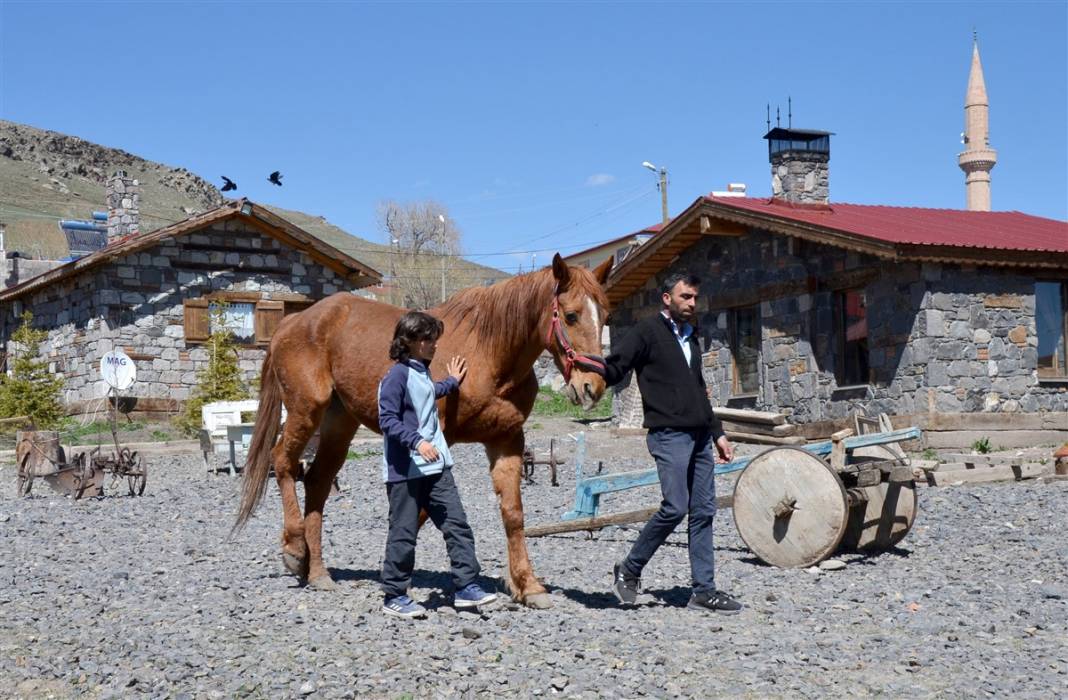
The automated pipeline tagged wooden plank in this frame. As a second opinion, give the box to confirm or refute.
[527,495,735,538]
[183,298,210,341]
[719,420,796,437]
[714,407,787,425]
[927,462,1052,486]
[725,430,806,446]
[938,453,1024,467]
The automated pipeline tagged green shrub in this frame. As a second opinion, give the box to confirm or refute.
[63,418,145,441]
[0,311,65,429]
[174,303,250,436]
[972,436,992,454]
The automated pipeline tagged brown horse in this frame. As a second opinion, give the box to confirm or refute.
[235,253,613,608]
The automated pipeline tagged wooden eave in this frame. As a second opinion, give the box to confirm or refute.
[0,199,382,302]
[605,197,1068,306]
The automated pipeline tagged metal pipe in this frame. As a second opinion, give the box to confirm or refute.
[92,211,108,221]
[59,220,107,231]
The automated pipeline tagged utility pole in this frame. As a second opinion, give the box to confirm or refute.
[642,161,670,224]
[658,167,668,224]
[438,214,446,304]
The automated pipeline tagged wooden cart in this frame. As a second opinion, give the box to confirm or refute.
[527,426,920,569]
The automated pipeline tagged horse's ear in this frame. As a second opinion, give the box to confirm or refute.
[592,256,613,285]
[551,253,571,289]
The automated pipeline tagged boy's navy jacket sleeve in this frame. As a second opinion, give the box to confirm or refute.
[603,322,649,387]
[378,365,425,450]
[433,376,459,399]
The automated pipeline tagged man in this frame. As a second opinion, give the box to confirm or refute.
[603,272,742,614]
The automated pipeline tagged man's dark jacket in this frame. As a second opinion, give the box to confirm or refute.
[604,313,725,438]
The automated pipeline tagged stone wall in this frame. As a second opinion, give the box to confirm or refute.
[610,227,1068,428]
[2,217,351,412]
[770,152,829,204]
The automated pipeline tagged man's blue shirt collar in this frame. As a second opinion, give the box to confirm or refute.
[660,310,693,341]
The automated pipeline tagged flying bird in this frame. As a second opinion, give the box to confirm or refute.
[220,176,237,192]
[268,171,283,186]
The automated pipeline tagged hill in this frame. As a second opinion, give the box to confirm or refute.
[0,120,503,282]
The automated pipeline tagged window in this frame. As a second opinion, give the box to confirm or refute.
[211,302,255,343]
[730,305,760,395]
[1037,281,1068,378]
[835,288,869,386]
[183,295,289,345]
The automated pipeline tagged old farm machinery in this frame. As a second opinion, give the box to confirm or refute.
[15,420,147,500]
[13,350,147,499]
[526,423,920,569]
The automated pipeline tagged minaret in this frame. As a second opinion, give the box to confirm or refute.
[957,37,997,211]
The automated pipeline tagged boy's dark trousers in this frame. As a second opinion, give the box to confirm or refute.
[381,469,480,598]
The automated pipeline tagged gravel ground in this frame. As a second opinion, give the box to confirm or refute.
[2,425,1066,699]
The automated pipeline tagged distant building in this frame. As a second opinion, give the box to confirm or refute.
[562,226,661,271]
[0,174,380,416]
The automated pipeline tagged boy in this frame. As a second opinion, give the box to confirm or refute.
[377,311,497,618]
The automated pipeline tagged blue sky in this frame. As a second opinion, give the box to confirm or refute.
[2,1,1065,274]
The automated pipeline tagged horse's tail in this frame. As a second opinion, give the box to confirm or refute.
[233,346,283,534]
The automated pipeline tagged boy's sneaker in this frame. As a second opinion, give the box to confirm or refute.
[687,590,742,615]
[382,594,427,619]
[454,583,497,609]
[612,561,641,606]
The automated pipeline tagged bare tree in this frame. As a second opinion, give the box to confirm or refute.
[377,199,464,309]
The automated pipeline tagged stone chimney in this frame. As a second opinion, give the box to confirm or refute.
[106,170,140,243]
[763,127,832,204]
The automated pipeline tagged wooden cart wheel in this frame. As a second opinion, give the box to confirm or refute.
[15,452,33,497]
[72,453,96,500]
[128,455,147,496]
[839,478,918,551]
[733,446,849,568]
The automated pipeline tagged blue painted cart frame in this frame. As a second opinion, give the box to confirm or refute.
[561,427,921,521]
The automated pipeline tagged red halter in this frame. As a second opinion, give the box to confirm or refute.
[546,291,606,382]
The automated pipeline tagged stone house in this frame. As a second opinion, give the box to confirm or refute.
[0,174,380,416]
[605,129,1068,447]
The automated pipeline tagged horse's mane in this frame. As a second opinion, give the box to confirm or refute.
[436,266,608,357]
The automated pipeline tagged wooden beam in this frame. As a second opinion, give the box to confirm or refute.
[725,431,806,446]
[526,495,735,538]
[927,462,1051,485]
[699,216,746,236]
[715,407,787,425]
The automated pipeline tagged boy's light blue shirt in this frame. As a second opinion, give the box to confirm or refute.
[377,358,458,482]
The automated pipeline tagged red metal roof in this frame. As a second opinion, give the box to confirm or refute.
[705,196,1068,253]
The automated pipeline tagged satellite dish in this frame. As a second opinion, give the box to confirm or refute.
[100,350,137,391]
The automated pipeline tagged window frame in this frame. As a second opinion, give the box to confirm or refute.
[1036,280,1068,379]
[183,291,312,347]
[729,304,761,397]
[834,287,870,387]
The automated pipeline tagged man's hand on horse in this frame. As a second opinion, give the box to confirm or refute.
[417,441,440,462]
[447,356,468,384]
[715,435,734,463]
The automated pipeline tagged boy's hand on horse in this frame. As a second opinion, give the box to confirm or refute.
[447,356,468,384]
[417,441,440,462]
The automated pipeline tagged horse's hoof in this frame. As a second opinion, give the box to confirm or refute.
[281,552,307,577]
[308,575,338,591]
[523,592,553,609]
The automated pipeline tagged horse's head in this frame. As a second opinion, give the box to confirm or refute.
[547,253,613,410]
